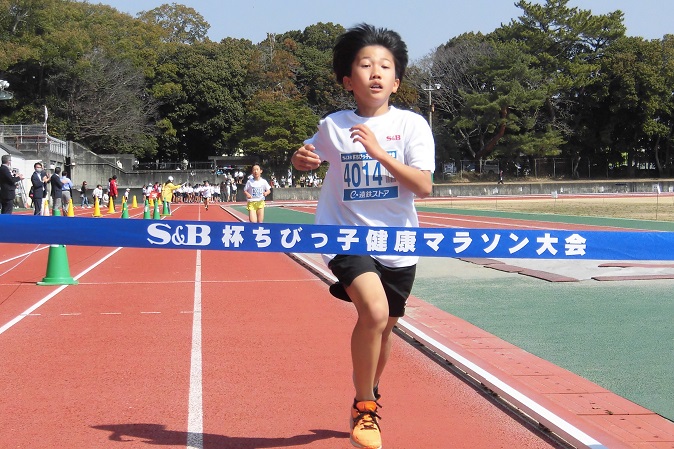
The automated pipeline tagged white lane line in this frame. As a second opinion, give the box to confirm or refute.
[186,250,203,449]
[140,311,161,314]
[0,245,48,266]
[0,247,123,336]
[396,319,608,449]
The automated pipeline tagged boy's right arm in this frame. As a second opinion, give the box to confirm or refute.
[291,144,321,171]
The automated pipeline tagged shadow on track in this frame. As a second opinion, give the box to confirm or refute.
[92,423,349,448]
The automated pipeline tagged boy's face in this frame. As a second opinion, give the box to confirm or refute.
[251,165,262,179]
[343,45,400,116]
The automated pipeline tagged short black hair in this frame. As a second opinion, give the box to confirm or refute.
[332,23,408,84]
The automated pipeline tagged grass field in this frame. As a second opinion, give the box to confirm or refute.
[417,193,674,222]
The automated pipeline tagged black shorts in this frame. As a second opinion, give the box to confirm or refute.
[327,255,416,318]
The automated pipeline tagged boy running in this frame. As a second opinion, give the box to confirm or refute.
[291,24,435,449]
[201,180,212,210]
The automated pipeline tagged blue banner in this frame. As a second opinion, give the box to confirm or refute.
[1,215,672,260]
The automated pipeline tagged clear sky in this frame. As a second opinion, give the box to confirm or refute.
[90,0,671,61]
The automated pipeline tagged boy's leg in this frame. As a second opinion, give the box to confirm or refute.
[345,272,389,402]
[346,272,388,449]
[256,205,265,223]
[373,316,399,392]
[248,206,257,222]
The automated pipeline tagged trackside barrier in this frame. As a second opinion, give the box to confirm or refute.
[1,215,674,260]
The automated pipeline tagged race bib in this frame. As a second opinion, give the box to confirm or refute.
[341,151,399,202]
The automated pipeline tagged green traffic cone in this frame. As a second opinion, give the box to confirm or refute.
[152,199,161,219]
[52,203,62,216]
[37,245,79,286]
[143,199,151,219]
[121,200,129,218]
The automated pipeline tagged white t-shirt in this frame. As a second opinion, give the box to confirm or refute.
[244,178,271,202]
[305,106,435,268]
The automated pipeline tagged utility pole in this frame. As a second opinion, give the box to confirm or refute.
[422,83,441,129]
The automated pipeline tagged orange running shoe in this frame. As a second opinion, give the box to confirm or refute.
[350,400,382,449]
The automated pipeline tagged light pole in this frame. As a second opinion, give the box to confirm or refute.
[422,83,441,128]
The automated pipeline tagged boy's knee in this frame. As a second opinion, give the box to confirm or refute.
[356,306,389,332]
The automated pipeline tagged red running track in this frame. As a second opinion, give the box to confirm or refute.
[0,203,562,448]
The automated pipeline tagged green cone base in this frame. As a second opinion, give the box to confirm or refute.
[37,245,79,286]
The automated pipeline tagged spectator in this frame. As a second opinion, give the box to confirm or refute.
[80,181,90,208]
[0,154,24,214]
[143,183,152,203]
[30,162,48,215]
[92,184,103,207]
[50,167,64,213]
[60,171,73,214]
[109,175,118,210]
[161,176,182,214]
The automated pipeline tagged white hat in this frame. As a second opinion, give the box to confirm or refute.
[168,176,174,182]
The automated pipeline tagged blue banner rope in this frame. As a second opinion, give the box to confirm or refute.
[1,215,672,260]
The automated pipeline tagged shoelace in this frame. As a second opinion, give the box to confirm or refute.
[353,409,382,431]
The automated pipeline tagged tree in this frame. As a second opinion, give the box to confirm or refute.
[150,39,254,161]
[493,0,626,164]
[0,0,163,149]
[55,52,158,158]
[591,36,674,177]
[137,3,209,45]
[420,33,562,164]
[233,95,318,173]
[461,40,563,161]
[283,23,350,117]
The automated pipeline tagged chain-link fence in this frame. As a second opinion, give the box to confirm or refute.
[440,157,667,180]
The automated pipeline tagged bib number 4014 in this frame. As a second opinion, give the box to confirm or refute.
[343,161,385,188]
